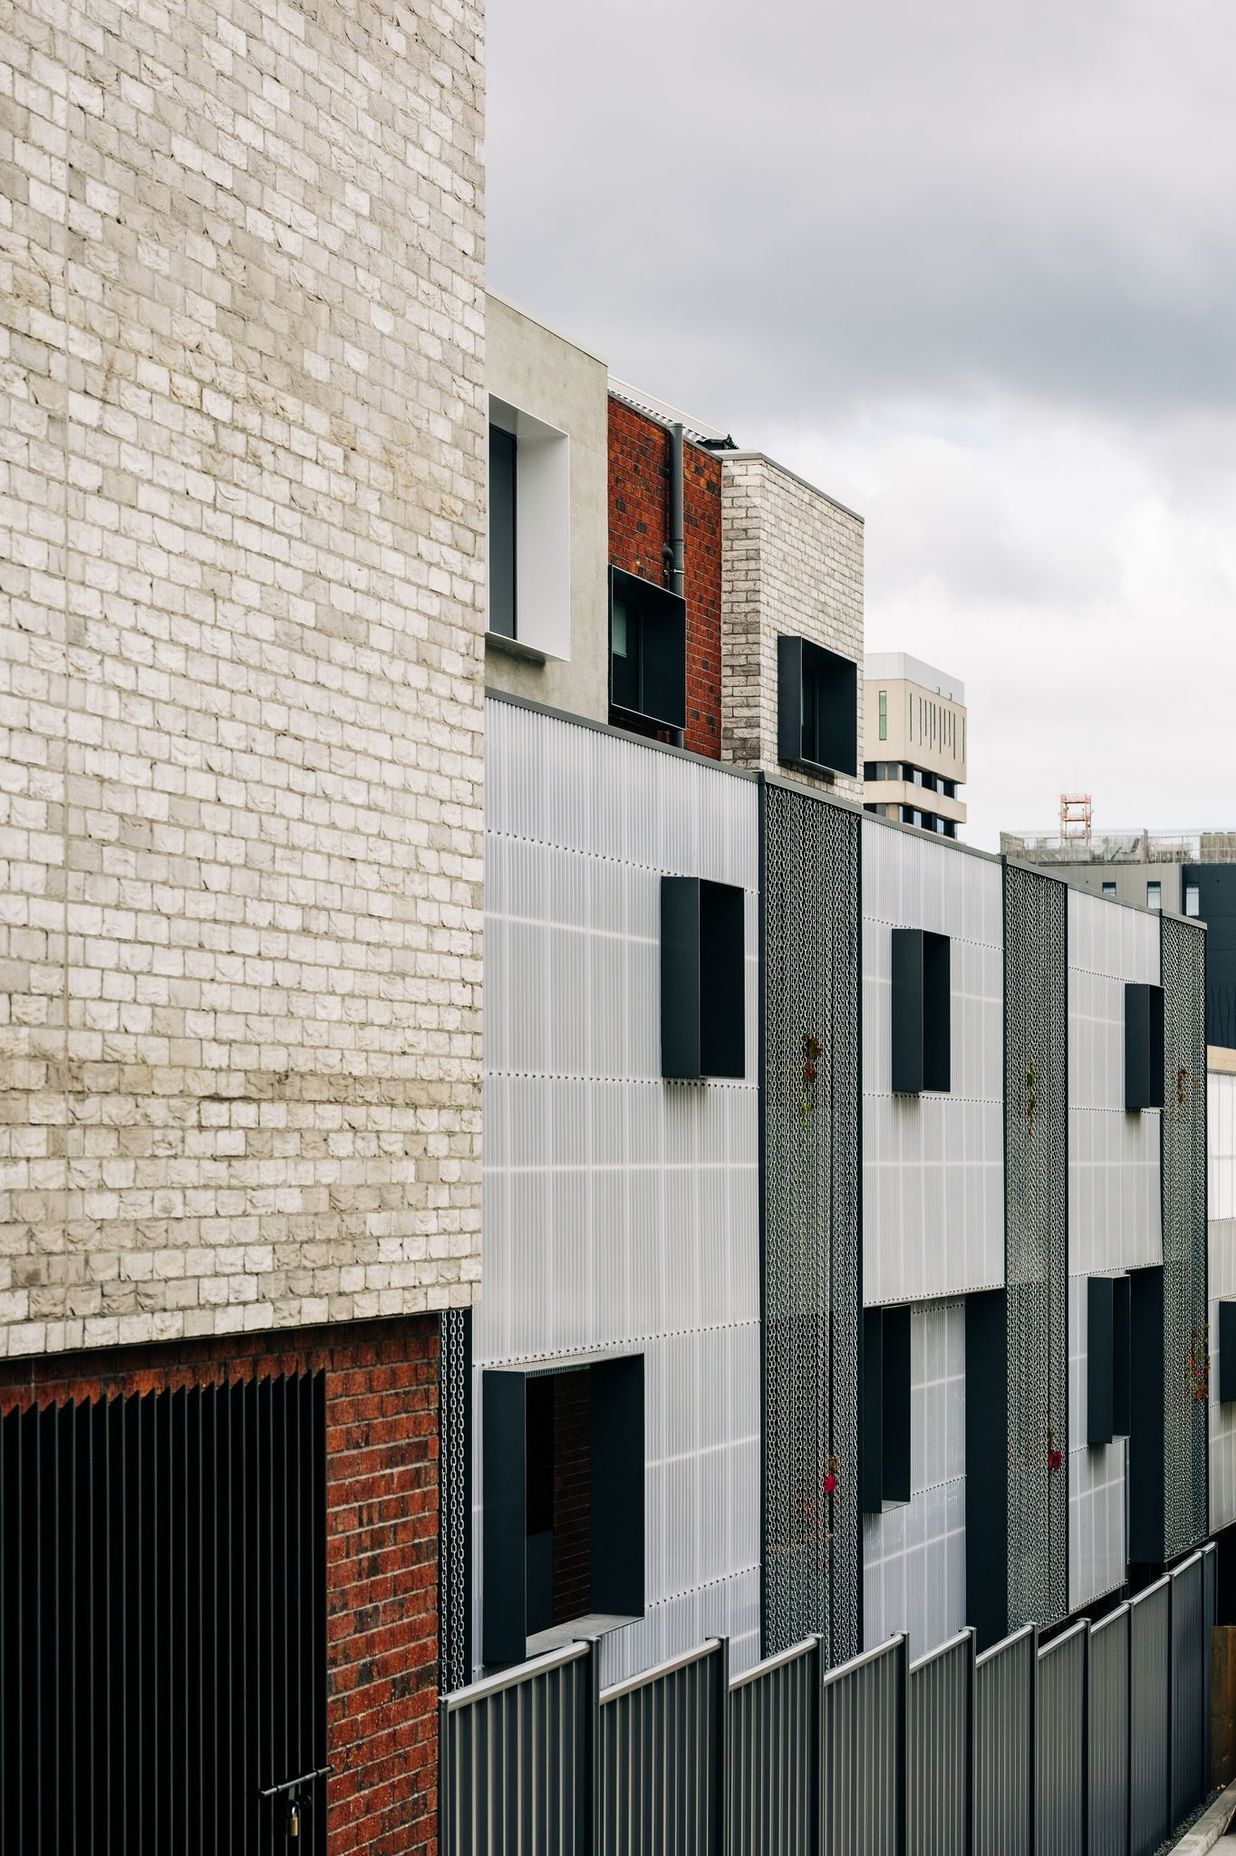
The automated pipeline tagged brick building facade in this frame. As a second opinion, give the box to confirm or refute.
[607,397,724,760]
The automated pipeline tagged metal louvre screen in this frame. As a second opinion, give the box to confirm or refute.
[1130,1581,1171,1856]
[729,1643,816,1854]
[908,1633,973,1856]
[598,1645,727,1856]
[819,1637,905,1856]
[1036,1624,1086,1856]
[439,1307,473,1693]
[1004,864,1069,1631]
[1160,912,1208,1559]
[0,1374,327,1856]
[761,782,862,1663]
[1088,1609,1130,1856]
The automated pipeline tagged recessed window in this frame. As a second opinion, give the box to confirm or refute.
[660,876,745,1080]
[1146,881,1162,911]
[1124,982,1165,1111]
[1186,884,1201,918]
[486,397,570,659]
[891,928,951,1094]
[482,1356,644,1666]
[878,689,888,741]
[862,1304,911,1513]
[609,567,686,736]
[1102,881,1117,898]
[488,424,518,639]
[776,635,858,778]
[1087,1274,1131,1445]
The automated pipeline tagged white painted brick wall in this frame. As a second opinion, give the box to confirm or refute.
[720,454,864,803]
[0,0,485,1355]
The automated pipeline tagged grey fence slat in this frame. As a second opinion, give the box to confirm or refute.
[1170,1556,1206,1826]
[440,1643,593,1856]
[598,1641,725,1856]
[1088,1608,1130,1856]
[908,1632,972,1856]
[1036,1623,1086,1856]
[1130,1582,1171,1856]
[1205,1544,1217,1786]
[728,1640,816,1856]
[974,1627,1035,1856]
[820,1636,905,1856]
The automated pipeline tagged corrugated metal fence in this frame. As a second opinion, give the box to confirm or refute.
[441,1546,1215,1856]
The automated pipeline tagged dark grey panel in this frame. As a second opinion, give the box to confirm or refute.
[591,1355,645,1620]
[1088,1275,1118,1447]
[1220,1299,1236,1404]
[1129,1583,1171,1856]
[974,1627,1035,1856]
[908,1634,972,1856]
[819,1637,905,1856]
[440,1307,473,1693]
[482,1370,528,1666]
[1160,913,1208,1560]
[891,929,951,1095]
[1170,1555,1207,1827]
[1129,1265,1166,1564]
[440,1643,594,1856]
[598,1644,726,1856]
[1182,862,1236,1048]
[1124,982,1165,1111]
[729,1643,816,1855]
[1088,1609,1130,1856]
[776,634,859,778]
[1036,1624,1086,1856]
[761,783,862,1662]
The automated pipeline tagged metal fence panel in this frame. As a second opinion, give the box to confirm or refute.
[1130,1582,1171,1856]
[1088,1608,1130,1856]
[974,1627,1035,1856]
[820,1637,905,1856]
[598,1643,725,1856]
[729,1641,816,1855]
[908,1632,973,1856]
[441,1643,593,1856]
[1205,1544,1217,1784]
[1036,1623,1086,1856]
[1171,1555,1206,1825]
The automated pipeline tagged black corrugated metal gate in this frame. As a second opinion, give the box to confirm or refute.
[0,1373,327,1855]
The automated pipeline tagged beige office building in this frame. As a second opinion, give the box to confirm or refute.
[863,652,967,838]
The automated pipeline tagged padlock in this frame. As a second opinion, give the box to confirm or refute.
[288,1797,301,1841]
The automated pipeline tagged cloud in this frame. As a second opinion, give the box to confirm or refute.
[486,0,1236,847]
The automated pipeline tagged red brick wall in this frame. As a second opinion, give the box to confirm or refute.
[608,397,723,760]
[551,1369,591,1624]
[0,1317,440,1856]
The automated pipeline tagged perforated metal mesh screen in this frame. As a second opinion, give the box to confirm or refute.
[439,1307,472,1693]
[1160,914,1208,1559]
[1004,864,1069,1630]
[761,783,861,1664]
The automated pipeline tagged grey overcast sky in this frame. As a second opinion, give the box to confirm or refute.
[486,0,1236,849]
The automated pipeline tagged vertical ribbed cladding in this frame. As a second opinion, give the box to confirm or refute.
[760,781,862,1663]
[439,1308,473,1693]
[597,1643,726,1856]
[974,1627,1035,1856]
[907,1631,973,1855]
[1034,1623,1086,1856]
[1003,864,1069,1632]
[1169,1553,1208,1825]
[1160,912,1209,1558]
[728,1642,816,1853]
[1086,1609,1130,1856]
[1129,1581,1171,1854]
[819,1637,905,1854]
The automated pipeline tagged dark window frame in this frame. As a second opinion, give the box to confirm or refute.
[609,566,687,735]
[891,927,951,1094]
[488,422,518,639]
[776,635,858,778]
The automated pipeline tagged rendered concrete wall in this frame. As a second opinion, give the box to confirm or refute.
[484,295,610,721]
[720,453,864,803]
[0,0,486,1355]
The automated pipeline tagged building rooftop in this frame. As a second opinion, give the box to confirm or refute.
[865,652,965,705]
[999,828,1236,864]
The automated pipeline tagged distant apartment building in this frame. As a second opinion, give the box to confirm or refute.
[863,652,967,838]
[1002,826,1236,1047]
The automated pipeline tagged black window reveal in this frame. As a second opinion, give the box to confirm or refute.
[862,1304,911,1514]
[1124,982,1165,1111]
[488,423,517,639]
[660,876,746,1080]
[1087,1273,1132,1446]
[1220,1301,1236,1404]
[891,927,951,1094]
[482,1356,644,1666]
[777,635,858,778]
[609,566,686,735]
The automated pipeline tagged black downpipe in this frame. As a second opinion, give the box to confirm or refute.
[666,421,685,596]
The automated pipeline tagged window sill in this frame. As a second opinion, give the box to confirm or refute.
[779,753,840,784]
[486,631,548,665]
[525,1613,639,1657]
